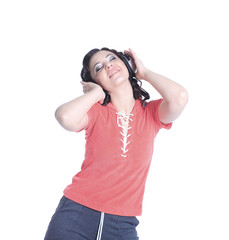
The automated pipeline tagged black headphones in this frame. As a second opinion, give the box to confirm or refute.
[120,53,137,78]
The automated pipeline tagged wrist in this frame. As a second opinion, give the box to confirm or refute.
[140,68,152,81]
[93,86,105,103]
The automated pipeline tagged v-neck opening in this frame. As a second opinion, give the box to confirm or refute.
[107,99,140,115]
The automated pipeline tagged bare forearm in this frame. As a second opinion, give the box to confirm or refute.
[143,69,188,104]
[125,48,188,123]
[55,88,103,130]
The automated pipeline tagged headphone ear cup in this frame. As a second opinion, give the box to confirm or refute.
[120,53,137,77]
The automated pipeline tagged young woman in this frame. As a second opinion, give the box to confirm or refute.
[44,48,188,240]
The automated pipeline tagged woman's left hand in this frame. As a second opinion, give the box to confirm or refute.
[124,48,148,80]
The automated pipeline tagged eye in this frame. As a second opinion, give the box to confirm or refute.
[107,55,116,62]
[95,64,103,73]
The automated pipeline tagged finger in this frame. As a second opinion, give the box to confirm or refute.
[124,50,133,59]
[128,48,137,59]
[80,81,88,86]
[124,49,137,62]
[83,88,88,94]
[124,49,131,55]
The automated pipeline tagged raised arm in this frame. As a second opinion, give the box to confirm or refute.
[125,49,189,124]
[55,82,105,131]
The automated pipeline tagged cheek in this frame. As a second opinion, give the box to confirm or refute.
[90,72,102,83]
[119,62,129,78]
[93,73,107,87]
[121,68,130,80]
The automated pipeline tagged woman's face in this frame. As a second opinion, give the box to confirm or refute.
[89,50,129,92]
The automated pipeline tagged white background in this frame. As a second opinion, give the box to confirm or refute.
[0,0,228,239]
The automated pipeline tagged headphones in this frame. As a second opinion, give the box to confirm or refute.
[120,53,137,78]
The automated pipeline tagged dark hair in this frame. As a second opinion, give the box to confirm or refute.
[80,47,150,106]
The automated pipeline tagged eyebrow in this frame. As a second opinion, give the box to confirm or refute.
[93,54,114,72]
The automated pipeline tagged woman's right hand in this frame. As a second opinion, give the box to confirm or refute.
[55,82,106,131]
[80,81,105,104]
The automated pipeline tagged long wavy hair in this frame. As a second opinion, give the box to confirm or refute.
[80,47,150,106]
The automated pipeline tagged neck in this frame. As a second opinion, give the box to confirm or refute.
[109,83,136,115]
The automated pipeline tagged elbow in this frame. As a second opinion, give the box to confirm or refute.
[54,107,82,132]
[178,88,189,107]
[55,107,69,128]
[168,88,189,111]
[55,107,63,123]
[160,88,189,123]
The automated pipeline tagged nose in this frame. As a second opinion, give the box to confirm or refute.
[105,62,113,70]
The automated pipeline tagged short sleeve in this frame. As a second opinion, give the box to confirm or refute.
[146,99,172,132]
[76,103,100,133]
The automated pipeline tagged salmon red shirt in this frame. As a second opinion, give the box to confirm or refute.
[64,99,172,216]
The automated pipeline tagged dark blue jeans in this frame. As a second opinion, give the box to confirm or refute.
[44,196,139,240]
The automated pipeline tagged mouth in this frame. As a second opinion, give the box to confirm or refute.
[109,69,120,78]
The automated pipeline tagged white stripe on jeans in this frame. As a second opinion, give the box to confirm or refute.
[96,212,105,240]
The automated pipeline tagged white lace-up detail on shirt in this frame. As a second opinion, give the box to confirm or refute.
[116,112,133,158]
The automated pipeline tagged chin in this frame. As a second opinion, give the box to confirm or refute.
[111,74,129,85]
